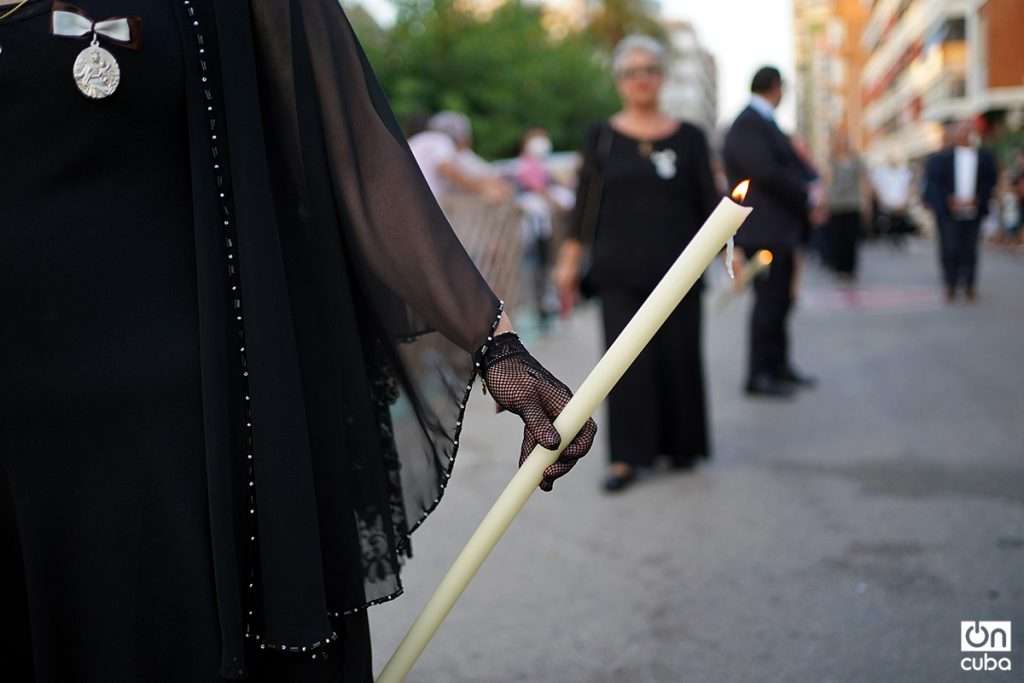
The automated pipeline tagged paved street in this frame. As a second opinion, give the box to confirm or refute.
[370,240,1024,682]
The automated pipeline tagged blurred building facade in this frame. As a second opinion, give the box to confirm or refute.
[660,20,719,134]
[860,0,1024,162]
[793,0,870,170]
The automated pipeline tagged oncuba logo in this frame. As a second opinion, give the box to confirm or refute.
[960,621,1012,672]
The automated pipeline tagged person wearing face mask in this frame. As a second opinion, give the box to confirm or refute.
[554,35,719,492]
[516,128,574,329]
[517,128,556,193]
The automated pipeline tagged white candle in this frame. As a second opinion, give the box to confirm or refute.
[376,182,753,683]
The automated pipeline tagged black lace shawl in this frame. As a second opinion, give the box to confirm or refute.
[183,0,502,675]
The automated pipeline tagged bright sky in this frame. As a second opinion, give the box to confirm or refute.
[662,0,796,130]
[353,0,797,131]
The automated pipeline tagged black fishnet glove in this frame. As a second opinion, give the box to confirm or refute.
[476,332,598,492]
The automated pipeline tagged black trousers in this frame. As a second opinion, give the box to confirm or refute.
[600,287,709,467]
[936,218,981,290]
[746,246,795,382]
[827,210,860,275]
[879,209,914,239]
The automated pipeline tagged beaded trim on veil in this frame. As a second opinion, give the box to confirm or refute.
[184,0,508,665]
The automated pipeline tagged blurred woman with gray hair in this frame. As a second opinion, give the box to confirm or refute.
[554,34,719,491]
[408,110,512,202]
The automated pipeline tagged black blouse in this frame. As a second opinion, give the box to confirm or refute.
[569,120,720,294]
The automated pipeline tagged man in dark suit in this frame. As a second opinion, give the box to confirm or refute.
[922,119,998,302]
[723,66,819,398]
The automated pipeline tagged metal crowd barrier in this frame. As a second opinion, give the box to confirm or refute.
[440,192,525,313]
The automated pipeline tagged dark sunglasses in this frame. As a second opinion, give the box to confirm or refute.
[615,64,663,81]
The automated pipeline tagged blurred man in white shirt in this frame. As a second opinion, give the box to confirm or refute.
[922,120,998,301]
[871,158,915,246]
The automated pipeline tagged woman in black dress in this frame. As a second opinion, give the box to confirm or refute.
[554,35,718,492]
[0,1,596,680]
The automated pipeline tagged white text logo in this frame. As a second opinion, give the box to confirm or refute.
[960,621,1012,672]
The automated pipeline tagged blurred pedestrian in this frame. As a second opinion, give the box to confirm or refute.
[870,157,915,247]
[922,119,998,302]
[1008,150,1024,244]
[408,111,513,203]
[788,134,824,299]
[722,66,819,398]
[407,112,456,197]
[439,111,515,203]
[824,134,868,280]
[554,35,718,491]
[790,134,826,243]
[515,128,575,329]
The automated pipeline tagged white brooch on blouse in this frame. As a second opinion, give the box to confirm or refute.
[650,148,677,180]
[51,1,142,99]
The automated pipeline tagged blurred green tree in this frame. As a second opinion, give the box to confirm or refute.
[348,0,621,159]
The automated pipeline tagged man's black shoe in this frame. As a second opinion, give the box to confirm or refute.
[777,365,817,389]
[744,374,796,398]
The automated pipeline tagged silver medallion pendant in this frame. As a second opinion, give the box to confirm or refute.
[650,148,677,180]
[73,39,120,99]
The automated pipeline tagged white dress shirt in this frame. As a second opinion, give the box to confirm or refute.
[871,164,913,211]
[954,146,978,202]
[748,94,776,122]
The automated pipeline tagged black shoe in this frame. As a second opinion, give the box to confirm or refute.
[777,365,817,389]
[602,469,635,493]
[744,374,796,398]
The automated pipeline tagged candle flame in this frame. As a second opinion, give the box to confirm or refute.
[757,250,773,265]
[732,180,750,202]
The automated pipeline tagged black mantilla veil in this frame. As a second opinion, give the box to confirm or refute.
[200,0,502,673]
[248,0,505,606]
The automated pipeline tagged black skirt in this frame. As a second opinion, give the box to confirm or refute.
[600,288,709,467]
